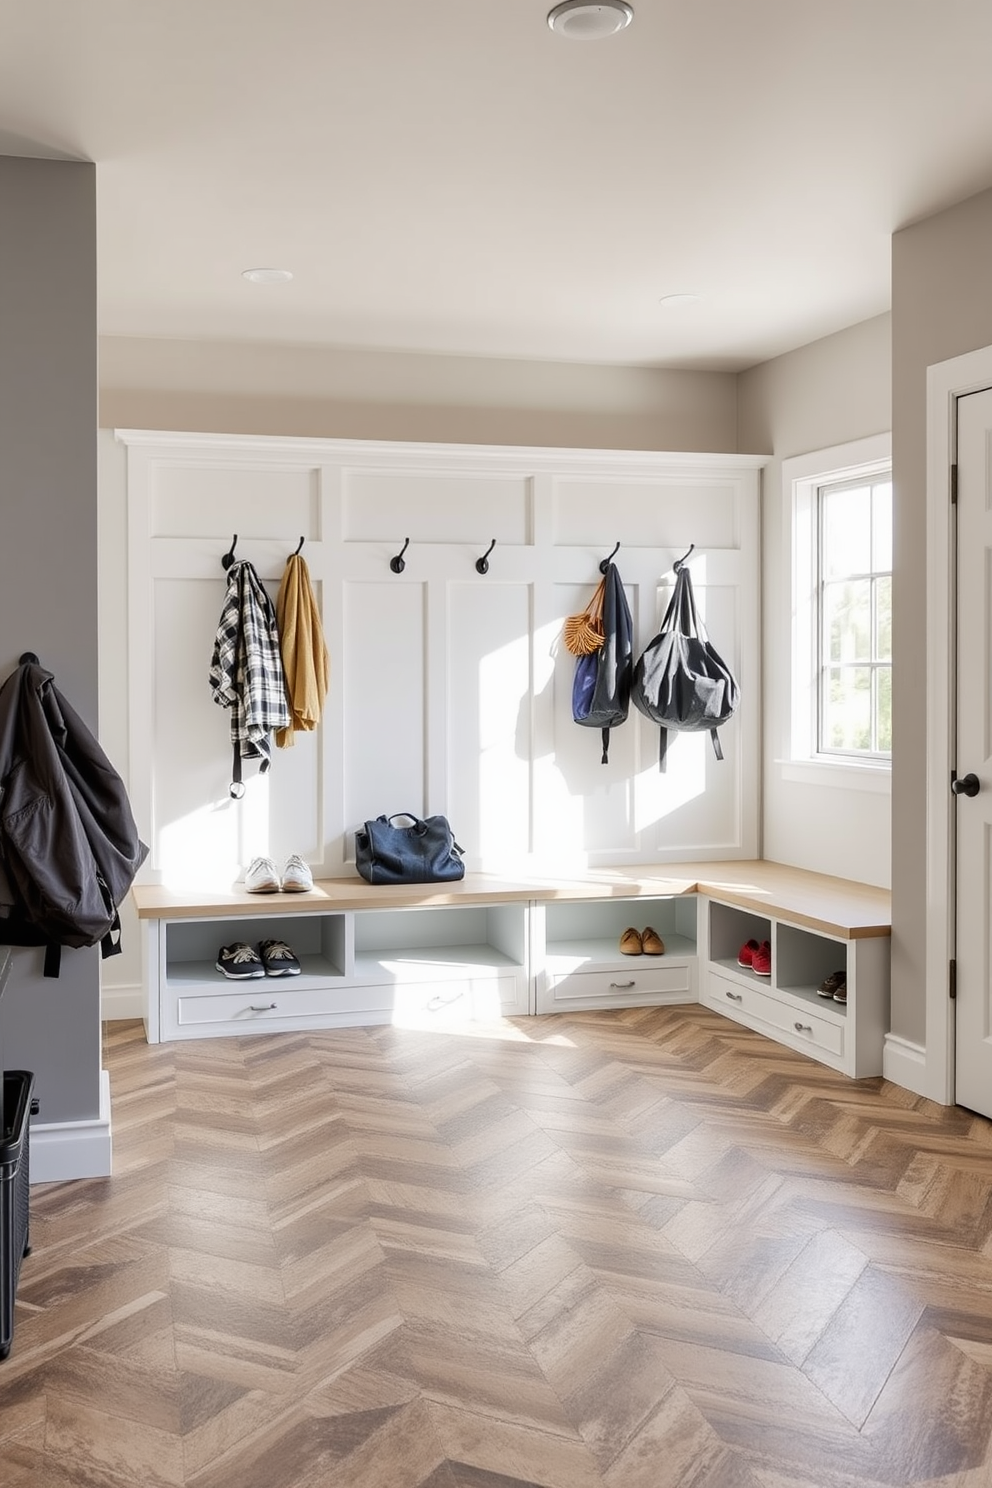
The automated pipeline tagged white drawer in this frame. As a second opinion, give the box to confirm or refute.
[545,960,693,1007]
[173,979,391,1029]
[368,973,522,1025]
[168,970,523,1036]
[706,970,844,1059]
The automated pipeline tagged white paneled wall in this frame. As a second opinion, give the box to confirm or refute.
[120,432,764,884]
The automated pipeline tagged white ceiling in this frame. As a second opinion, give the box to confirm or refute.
[3,0,992,371]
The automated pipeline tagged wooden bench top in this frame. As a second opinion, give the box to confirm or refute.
[132,860,890,941]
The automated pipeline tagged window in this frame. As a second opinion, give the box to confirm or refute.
[816,473,892,759]
[782,433,892,789]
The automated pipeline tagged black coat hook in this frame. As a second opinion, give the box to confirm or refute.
[599,541,621,575]
[293,536,305,557]
[390,538,410,574]
[475,539,497,575]
[673,543,695,573]
[221,534,239,570]
[19,652,39,665]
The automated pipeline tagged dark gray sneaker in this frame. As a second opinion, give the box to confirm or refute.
[259,938,302,976]
[817,969,846,999]
[216,942,266,979]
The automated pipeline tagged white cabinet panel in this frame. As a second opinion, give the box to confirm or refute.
[447,581,532,866]
[552,477,738,549]
[152,577,243,881]
[151,463,319,539]
[343,471,531,543]
[343,580,426,838]
[123,433,762,884]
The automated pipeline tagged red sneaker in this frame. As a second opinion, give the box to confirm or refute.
[737,938,761,967]
[751,941,772,976]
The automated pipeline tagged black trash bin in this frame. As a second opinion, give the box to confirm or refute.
[0,1069,34,1361]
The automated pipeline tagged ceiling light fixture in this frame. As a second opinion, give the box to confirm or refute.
[242,267,294,284]
[547,0,633,41]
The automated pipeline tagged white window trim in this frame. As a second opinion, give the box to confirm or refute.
[780,433,892,794]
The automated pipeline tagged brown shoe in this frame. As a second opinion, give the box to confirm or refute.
[641,927,665,955]
[619,927,642,955]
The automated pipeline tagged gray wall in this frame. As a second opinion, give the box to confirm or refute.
[0,157,101,1123]
[891,186,992,1048]
[738,314,892,887]
[99,336,739,453]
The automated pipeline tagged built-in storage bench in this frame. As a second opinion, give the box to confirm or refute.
[533,891,698,1013]
[695,863,891,1078]
[134,878,536,1042]
[132,863,891,1076]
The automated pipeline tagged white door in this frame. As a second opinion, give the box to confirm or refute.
[954,385,992,1116]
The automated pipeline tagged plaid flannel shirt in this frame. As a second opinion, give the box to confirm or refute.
[209,560,290,778]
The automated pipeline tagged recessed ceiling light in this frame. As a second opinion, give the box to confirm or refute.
[659,293,702,306]
[547,0,633,41]
[242,267,293,284]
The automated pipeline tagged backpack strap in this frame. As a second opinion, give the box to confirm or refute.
[101,908,123,960]
[658,726,668,773]
[710,728,724,761]
[601,727,610,765]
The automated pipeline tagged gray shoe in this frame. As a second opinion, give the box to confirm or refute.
[216,942,266,979]
[259,938,302,976]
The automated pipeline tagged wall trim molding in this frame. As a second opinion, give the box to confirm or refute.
[882,1033,928,1098]
[114,428,770,474]
[30,1069,112,1183]
[118,429,763,882]
[101,982,143,1022]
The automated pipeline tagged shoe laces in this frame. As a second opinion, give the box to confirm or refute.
[263,941,295,960]
[284,854,308,873]
[226,944,260,963]
[249,855,278,875]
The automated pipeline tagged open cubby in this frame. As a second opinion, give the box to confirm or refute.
[164,914,347,985]
[775,923,847,1013]
[708,900,771,981]
[543,896,697,969]
[352,904,526,982]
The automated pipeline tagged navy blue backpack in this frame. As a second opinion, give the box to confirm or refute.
[571,562,633,763]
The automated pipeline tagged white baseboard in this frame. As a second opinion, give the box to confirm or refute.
[101,982,144,1021]
[30,1068,113,1183]
[882,1033,932,1100]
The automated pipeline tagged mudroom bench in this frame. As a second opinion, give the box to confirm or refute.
[132,861,891,1077]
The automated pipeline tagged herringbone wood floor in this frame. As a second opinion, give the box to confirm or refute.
[3,1007,992,1487]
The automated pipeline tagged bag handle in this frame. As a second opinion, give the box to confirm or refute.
[660,565,710,643]
[586,576,607,625]
[380,812,465,855]
[386,812,426,832]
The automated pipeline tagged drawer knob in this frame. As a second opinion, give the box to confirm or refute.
[794,1021,812,1033]
[725,990,742,1002]
[250,1002,277,1012]
[610,980,636,989]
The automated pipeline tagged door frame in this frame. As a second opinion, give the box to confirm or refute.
[925,344,992,1105]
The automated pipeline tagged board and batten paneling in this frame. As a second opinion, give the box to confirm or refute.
[120,433,763,884]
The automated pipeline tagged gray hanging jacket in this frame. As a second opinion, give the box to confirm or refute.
[0,660,148,975]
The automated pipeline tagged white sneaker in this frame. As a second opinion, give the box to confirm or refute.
[244,855,280,893]
[281,854,314,893]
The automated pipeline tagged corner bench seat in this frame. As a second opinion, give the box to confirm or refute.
[132,862,890,1075]
[133,859,891,940]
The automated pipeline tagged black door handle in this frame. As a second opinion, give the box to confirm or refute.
[952,773,981,797]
